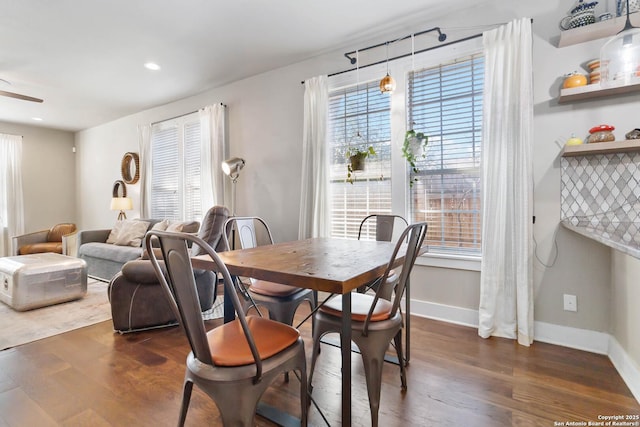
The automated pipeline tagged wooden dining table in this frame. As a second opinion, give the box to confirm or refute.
[191,237,407,426]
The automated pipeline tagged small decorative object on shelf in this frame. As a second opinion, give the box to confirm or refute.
[626,128,640,139]
[586,59,601,84]
[586,124,616,143]
[566,134,584,146]
[563,71,588,88]
[560,0,599,30]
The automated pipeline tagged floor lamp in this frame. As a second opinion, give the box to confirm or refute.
[221,157,245,217]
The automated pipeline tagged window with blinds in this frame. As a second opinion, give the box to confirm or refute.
[407,54,484,255]
[150,113,202,221]
[328,81,392,239]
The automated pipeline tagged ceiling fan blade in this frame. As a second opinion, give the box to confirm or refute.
[0,90,43,103]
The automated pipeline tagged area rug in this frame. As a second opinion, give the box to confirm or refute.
[0,279,111,350]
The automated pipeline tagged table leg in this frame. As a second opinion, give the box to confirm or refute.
[223,276,236,323]
[341,292,352,426]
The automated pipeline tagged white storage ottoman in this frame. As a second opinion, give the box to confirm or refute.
[0,253,87,311]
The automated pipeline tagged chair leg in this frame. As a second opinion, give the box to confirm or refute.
[393,330,407,390]
[308,330,324,392]
[177,380,193,427]
[357,346,386,427]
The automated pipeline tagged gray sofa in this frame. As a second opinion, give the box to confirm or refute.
[77,219,199,281]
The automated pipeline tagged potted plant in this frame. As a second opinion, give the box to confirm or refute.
[346,145,376,184]
[402,130,428,187]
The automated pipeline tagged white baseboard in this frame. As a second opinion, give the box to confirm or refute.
[409,298,640,404]
[609,336,640,403]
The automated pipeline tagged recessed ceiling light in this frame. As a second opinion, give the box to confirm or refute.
[32,117,43,121]
[144,62,161,71]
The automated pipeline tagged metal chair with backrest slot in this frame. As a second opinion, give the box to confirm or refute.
[308,221,427,427]
[145,230,308,427]
[358,214,414,364]
[223,217,316,328]
[357,214,409,297]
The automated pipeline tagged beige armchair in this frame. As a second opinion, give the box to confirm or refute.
[12,223,78,256]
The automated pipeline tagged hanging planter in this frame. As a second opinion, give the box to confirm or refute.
[402,130,428,187]
[346,146,376,184]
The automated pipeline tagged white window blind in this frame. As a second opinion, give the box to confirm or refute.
[328,81,392,239]
[150,113,202,221]
[408,54,484,254]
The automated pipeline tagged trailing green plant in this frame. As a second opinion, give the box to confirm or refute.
[346,146,376,184]
[402,130,428,187]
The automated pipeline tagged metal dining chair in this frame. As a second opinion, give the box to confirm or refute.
[308,222,427,427]
[223,217,316,327]
[357,214,409,297]
[357,214,414,364]
[145,230,308,427]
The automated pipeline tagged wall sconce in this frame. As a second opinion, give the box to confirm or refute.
[111,180,132,220]
[222,157,245,216]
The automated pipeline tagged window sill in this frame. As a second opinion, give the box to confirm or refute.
[415,252,482,272]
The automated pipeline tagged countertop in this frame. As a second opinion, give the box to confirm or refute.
[561,220,640,259]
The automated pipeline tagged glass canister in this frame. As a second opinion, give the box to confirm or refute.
[586,124,616,143]
[600,25,640,87]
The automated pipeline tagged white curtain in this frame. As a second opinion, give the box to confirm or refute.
[138,124,152,218]
[478,18,534,346]
[199,104,226,211]
[298,75,329,239]
[0,133,25,256]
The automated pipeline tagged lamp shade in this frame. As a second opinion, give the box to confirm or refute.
[379,73,396,93]
[110,197,133,211]
[222,157,245,179]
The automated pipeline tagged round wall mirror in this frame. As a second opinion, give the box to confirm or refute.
[121,152,140,184]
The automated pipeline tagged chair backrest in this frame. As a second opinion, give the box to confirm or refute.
[363,222,427,333]
[357,214,408,243]
[48,223,77,242]
[223,216,274,251]
[191,205,230,256]
[145,230,265,378]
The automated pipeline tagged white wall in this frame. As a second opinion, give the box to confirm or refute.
[74,0,638,366]
[0,121,76,232]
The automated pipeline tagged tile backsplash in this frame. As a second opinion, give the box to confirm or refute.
[561,151,640,247]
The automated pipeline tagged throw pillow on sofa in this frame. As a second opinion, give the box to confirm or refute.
[106,220,151,247]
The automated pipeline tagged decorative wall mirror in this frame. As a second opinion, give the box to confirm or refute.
[112,180,127,197]
[121,152,140,184]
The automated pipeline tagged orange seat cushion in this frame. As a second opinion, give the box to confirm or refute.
[19,242,63,255]
[207,315,300,366]
[249,279,303,297]
[320,293,392,322]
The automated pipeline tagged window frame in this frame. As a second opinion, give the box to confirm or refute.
[149,112,203,222]
[327,37,484,268]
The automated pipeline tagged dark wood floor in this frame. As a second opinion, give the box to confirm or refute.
[0,306,638,427]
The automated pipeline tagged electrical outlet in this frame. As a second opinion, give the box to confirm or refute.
[563,294,577,312]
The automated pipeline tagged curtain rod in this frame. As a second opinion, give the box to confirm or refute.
[151,102,226,125]
[301,19,532,84]
[343,26,447,64]
[301,32,483,85]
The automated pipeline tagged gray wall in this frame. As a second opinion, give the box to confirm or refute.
[0,121,76,233]
[72,0,637,368]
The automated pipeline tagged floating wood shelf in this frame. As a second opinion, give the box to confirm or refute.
[562,139,640,156]
[558,13,640,47]
[558,80,640,103]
